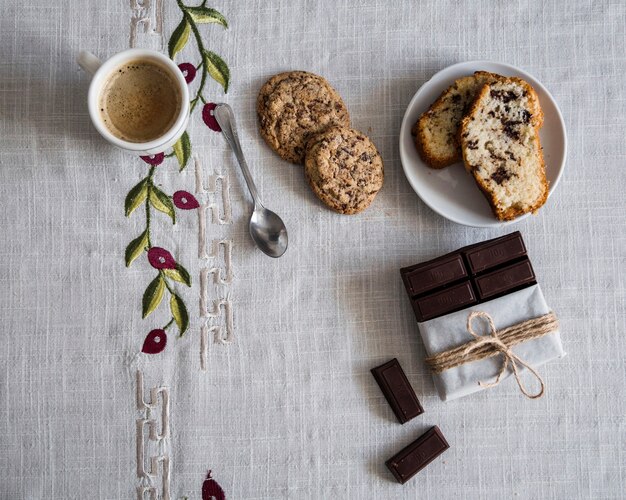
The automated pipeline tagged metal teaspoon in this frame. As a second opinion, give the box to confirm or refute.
[213,103,288,258]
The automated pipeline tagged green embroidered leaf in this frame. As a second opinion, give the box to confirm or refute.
[172,131,191,171]
[142,274,165,319]
[203,50,230,93]
[125,178,148,217]
[170,293,189,336]
[125,230,149,267]
[163,264,191,287]
[168,17,191,59]
[149,186,176,224]
[186,7,228,27]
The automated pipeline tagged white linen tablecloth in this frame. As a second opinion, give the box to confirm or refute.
[1,0,625,498]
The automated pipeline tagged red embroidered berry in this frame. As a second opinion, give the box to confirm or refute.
[202,470,225,500]
[147,247,176,269]
[202,103,221,132]
[142,329,167,354]
[178,63,197,84]
[140,153,165,166]
[173,190,200,210]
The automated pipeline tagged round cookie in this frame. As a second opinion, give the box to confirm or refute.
[257,71,350,164]
[304,126,384,215]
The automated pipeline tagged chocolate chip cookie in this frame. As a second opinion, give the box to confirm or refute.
[304,126,384,214]
[257,71,350,164]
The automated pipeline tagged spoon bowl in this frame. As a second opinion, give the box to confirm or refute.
[250,206,288,258]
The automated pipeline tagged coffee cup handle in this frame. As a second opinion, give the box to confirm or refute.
[77,50,102,76]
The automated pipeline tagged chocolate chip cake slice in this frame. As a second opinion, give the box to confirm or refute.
[459,77,548,221]
[412,71,503,168]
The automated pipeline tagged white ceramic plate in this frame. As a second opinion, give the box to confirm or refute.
[399,61,567,227]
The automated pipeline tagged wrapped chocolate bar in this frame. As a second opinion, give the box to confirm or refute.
[401,232,566,402]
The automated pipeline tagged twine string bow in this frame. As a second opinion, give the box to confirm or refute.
[463,311,545,399]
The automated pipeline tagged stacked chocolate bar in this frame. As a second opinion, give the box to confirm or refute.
[401,232,536,322]
[400,231,565,401]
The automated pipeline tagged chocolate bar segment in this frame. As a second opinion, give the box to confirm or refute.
[474,258,536,300]
[412,281,477,322]
[386,426,449,484]
[401,253,468,297]
[462,231,526,274]
[371,358,423,424]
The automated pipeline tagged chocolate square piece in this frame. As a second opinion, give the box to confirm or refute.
[401,253,468,297]
[474,258,536,300]
[462,231,527,274]
[386,426,450,483]
[371,358,423,424]
[411,281,477,322]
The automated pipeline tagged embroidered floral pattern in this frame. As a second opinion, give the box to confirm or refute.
[173,190,200,210]
[125,159,192,339]
[142,329,168,354]
[148,247,177,270]
[140,153,165,166]
[169,0,230,111]
[202,470,226,500]
[127,0,230,352]
[178,62,197,83]
[202,102,222,132]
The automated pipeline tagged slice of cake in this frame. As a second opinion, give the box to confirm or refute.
[412,71,503,168]
[459,77,548,221]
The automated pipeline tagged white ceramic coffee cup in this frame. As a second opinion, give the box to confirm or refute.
[77,49,190,155]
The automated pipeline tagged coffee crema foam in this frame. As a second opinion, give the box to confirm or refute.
[99,60,182,143]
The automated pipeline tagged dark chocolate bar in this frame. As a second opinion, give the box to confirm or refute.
[411,281,477,322]
[400,232,536,322]
[371,358,423,424]
[474,258,536,300]
[386,426,449,484]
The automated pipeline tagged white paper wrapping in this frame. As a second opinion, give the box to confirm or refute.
[419,284,566,401]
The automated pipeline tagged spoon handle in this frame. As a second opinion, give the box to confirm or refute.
[213,103,261,205]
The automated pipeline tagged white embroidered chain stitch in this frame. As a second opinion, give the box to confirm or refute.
[136,371,170,500]
[200,299,235,369]
[203,240,233,285]
[129,0,164,48]
[199,292,236,368]
[195,156,235,369]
